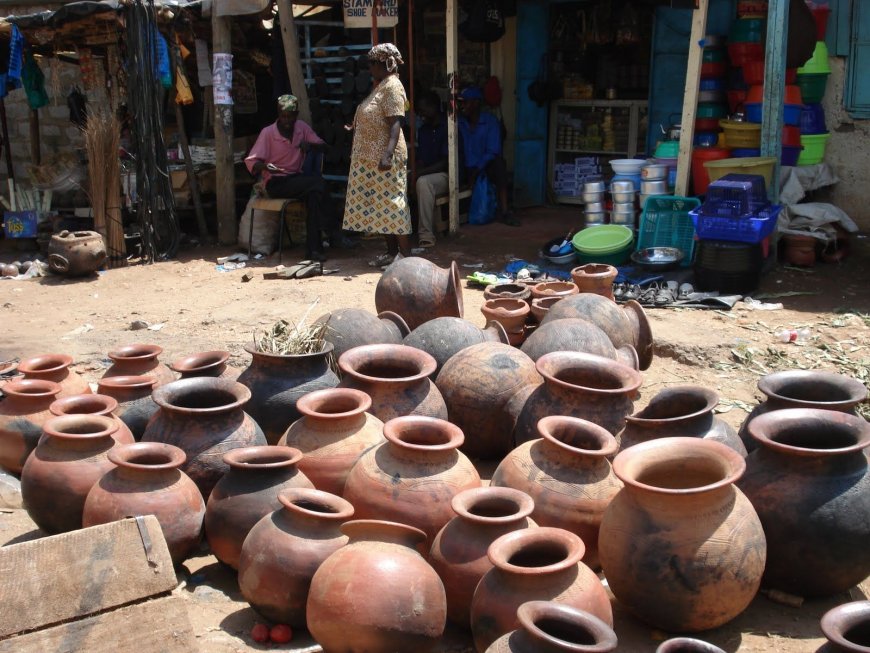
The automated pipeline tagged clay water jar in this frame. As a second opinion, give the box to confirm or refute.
[783,233,817,266]
[315,308,410,361]
[529,296,562,323]
[0,379,62,474]
[656,638,726,653]
[16,353,91,397]
[599,437,766,632]
[404,317,508,375]
[375,257,464,331]
[82,442,205,564]
[50,394,135,446]
[484,283,532,304]
[570,264,618,300]
[485,601,618,653]
[530,281,580,301]
[520,317,639,370]
[96,375,158,441]
[821,601,870,652]
[481,298,530,336]
[103,343,175,386]
[170,350,240,380]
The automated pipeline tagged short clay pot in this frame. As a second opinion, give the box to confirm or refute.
[375,257,464,330]
[47,229,107,276]
[404,317,509,375]
[485,601,619,653]
[484,283,532,304]
[315,308,410,361]
[529,296,562,323]
[783,233,817,266]
[96,375,158,441]
[482,298,531,335]
[50,394,135,446]
[103,344,175,386]
[530,281,580,300]
[520,317,639,369]
[0,379,62,474]
[570,264,618,300]
[170,350,240,380]
[821,601,870,652]
[656,638,727,653]
[16,353,91,397]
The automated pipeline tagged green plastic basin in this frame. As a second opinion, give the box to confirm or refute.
[797,40,832,74]
[572,225,634,254]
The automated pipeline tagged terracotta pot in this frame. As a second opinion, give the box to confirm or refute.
[821,601,870,652]
[470,527,612,652]
[485,601,618,653]
[343,416,481,543]
[656,638,726,653]
[47,230,107,276]
[739,408,870,597]
[82,442,205,564]
[315,308,410,361]
[570,264,618,300]
[492,416,621,570]
[529,296,562,323]
[278,388,385,496]
[430,487,536,628]
[0,379,62,474]
[484,283,532,304]
[16,353,91,397]
[21,414,119,533]
[103,344,175,386]
[783,233,817,266]
[435,343,542,461]
[512,351,642,446]
[481,298,530,337]
[239,488,355,626]
[96,375,158,441]
[530,281,580,301]
[520,317,639,370]
[205,445,313,569]
[50,394,135,446]
[404,317,509,375]
[599,437,766,632]
[375,257,464,330]
[237,343,339,445]
[141,378,267,499]
[170,350,240,381]
[338,344,447,423]
[307,519,447,652]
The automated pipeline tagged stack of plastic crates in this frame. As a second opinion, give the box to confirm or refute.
[689,174,782,244]
[636,196,700,267]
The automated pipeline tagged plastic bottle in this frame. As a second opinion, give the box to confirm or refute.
[776,328,810,343]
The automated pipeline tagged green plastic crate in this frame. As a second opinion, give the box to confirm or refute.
[636,196,700,267]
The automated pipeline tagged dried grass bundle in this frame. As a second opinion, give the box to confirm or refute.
[253,301,331,356]
[83,108,125,267]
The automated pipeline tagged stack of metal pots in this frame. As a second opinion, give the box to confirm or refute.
[610,180,637,228]
[582,180,606,227]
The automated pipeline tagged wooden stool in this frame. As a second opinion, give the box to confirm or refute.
[433,188,473,234]
[248,198,306,263]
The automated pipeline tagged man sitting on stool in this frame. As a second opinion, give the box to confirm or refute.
[414,91,449,249]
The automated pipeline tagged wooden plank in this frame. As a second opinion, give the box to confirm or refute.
[0,516,176,638]
[760,0,789,202]
[446,0,460,233]
[276,0,313,126]
[212,13,236,245]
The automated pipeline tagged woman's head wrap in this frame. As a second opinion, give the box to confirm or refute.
[368,43,404,73]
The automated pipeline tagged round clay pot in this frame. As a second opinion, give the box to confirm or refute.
[237,343,340,445]
[622,300,654,370]
[315,308,410,361]
[599,437,766,632]
[47,229,107,276]
[343,416,481,543]
[821,601,870,652]
[102,344,175,386]
[520,317,639,370]
[482,298,531,336]
[204,445,313,569]
[16,353,91,397]
[96,375,158,441]
[170,350,240,380]
[570,264,618,300]
[82,442,205,564]
[492,416,622,570]
[783,233,817,266]
[484,283,532,304]
[530,281,579,301]
[470,527,612,652]
[436,342,542,461]
[656,638,726,653]
[404,317,509,375]
[21,414,119,533]
[738,408,870,597]
[307,519,447,652]
[50,394,135,446]
[529,296,562,323]
[338,344,447,423]
[0,379,62,474]
[239,488,355,626]
[485,601,619,653]
[375,257,464,330]
[141,377,267,499]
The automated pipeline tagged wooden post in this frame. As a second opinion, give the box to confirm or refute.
[760,0,789,202]
[212,13,236,245]
[0,98,14,180]
[276,0,312,125]
[29,109,41,166]
[446,0,459,233]
[407,0,416,182]
[673,0,708,197]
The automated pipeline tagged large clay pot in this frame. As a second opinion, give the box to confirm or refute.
[375,257,464,330]
[570,264,618,300]
[481,298,530,336]
[338,344,447,423]
[512,351,642,446]
[599,437,766,632]
[520,317,639,370]
[620,385,746,456]
[237,343,340,445]
[278,388,385,496]
[530,281,579,301]
[485,601,618,653]
[436,343,542,461]
[404,317,509,375]
[141,378,267,499]
[82,442,205,564]
[656,638,726,653]
[239,488,355,626]
[47,230,107,276]
[738,408,870,597]
[307,519,447,652]
[50,394,135,445]
[16,353,91,397]
[821,601,870,652]
[470,527,612,652]
[492,416,622,570]
[96,375,158,441]
[102,344,175,386]
[21,414,119,533]
[343,416,481,543]
[429,487,536,629]
[484,283,532,304]
[315,308,410,361]
[170,350,240,380]
[0,379,61,474]
[204,445,313,569]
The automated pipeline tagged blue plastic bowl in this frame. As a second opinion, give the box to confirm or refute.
[783,104,801,126]
[800,103,827,134]
[731,148,762,157]
[781,145,803,166]
[746,103,762,123]
[694,131,720,147]
[700,78,726,91]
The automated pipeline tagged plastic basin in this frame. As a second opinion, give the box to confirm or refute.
[654,141,680,159]
[728,42,764,67]
[797,72,829,104]
[743,62,798,85]
[781,145,803,166]
[782,126,801,146]
[610,159,647,175]
[703,156,777,187]
[701,62,728,79]
[727,89,748,113]
[800,103,827,134]
[694,131,720,147]
[812,6,830,41]
[719,120,761,148]
[797,40,832,74]
[731,148,761,157]
[728,17,766,43]
[797,132,830,165]
[692,147,733,195]
[745,103,802,126]
[697,103,728,119]
[572,225,634,254]
[574,243,634,266]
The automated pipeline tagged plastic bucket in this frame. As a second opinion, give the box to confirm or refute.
[812,6,831,40]
[719,120,761,148]
[654,141,680,159]
[799,103,827,134]
[797,40,832,74]
[743,62,798,85]
[782,126,801,146]
[701,62,728,79]
[728,42,764,67]
[694,131,720,147]
[731,148,761,157]
[703,156,777,187]
[692,147,733,195]
[797,72,829,103]
[797,132,831,165]
[781,145,803,166]
[728,17,766,43]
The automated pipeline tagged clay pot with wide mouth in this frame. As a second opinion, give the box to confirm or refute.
[485,601,619,653]
[50,394,135,446]
[315,308,410,361]
[0,379,62,474]
[404,317,509,375]
[530,281,580,301]
[484,283,532,304]
[170,350,240,380]
[570,264,619,300]
[821,601,870,652]
[16,353,91,397]
[656,638,727,653]
[375,257,464,330]
[96,375,158,441]
[482,298,531,336]
[102,343,175,386]
[529,296,563,323]
[520,317,639,370]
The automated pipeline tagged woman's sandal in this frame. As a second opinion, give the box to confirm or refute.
[418,237,436,249]
[368,253,393,268]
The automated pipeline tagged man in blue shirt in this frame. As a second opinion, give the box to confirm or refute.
[414,91,449,248]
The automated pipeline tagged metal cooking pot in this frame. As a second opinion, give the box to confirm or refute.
[610,212,636,225]
[583,180,606,193]
[612,190,635,203]
[641,179,669,195]
[612,202,636,215]
[641,163,668,180]
[611,180,635,193]
[584,201,606,213]
[584,211,606,224]
[582,191,604,203]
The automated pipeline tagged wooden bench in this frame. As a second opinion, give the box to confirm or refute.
[433,187,472,233]
[248,197,306,262]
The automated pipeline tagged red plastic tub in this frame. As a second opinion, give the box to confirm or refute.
[743,62,799,86]
[695,118,722,132]
[812,6,830,40]
[701,62,728,80]
[782,126,801,146]
[727,89,748,113]
[692,147,733,195]
[728,42,764,67]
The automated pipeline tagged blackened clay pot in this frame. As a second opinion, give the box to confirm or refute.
[96,375,158,441]
[315,308,410,362]
[375,257,464,330]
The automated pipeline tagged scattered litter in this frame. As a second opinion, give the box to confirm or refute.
[216,253,249,264]
[242,272,255,282]
[762,589,804,608]
[215,262,246,272]
[322,268,340,275]
[516,268,532,281]
[462,262,484,268]
[130,320,149,331]
[776,328,810,344]
[253,253,264,260]
[743,297,783,311]
[64,323,94,337]
[343,276,353,281]
[0,469,22,509]
[147,322,166,331]
[754,291,819,300]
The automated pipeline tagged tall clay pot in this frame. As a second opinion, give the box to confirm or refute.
[96,375,158,441]
[338,344,447,423]
[82,442,205,564]
[599,437,766,632]
[485,601,618,653]
[471,527,612,653]
[21,414,119,533]
[404,317,508,375]
[239,488,355,626]
[50,394,135,445]
[307,519,447,652]
[656,639,726,653]
[570,264,618,300]
[204,445,314,569]
[0,379,62,474]
[278,388,385,496]
[375,257,464,330]
[429,487,537,629]
[16,353,91,397]
[738,408,870,597]
[170,350,240,380]
[141,378,267,499]
[492,415,622,570]
[821,601,870,652]
[520,317,639,370]
[530,281,579,301]
[315,308,410,361]
[102,343,175,386]
[343,416,481,543]
[237,343,339,445]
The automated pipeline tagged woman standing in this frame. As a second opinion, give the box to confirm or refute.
[342,43,411,268]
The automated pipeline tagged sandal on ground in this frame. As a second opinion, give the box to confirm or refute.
[418,237,436,248]
[654,285,677,306]
[368,253,393,267]
[679,282,695,299]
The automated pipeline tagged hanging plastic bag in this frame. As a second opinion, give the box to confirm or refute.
[469,173,497,225]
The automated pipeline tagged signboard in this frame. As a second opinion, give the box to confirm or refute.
[342,0,399,29]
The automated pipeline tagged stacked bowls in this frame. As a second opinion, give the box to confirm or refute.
[582,180,607,226]
[572,225,635,265]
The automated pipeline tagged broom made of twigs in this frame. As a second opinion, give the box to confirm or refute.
[83,108,126,267]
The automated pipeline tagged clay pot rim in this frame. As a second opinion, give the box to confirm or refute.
[169,350,230,374]
[570,263,618,279]
[451,486,535,524]
[0,378,62,399]
[340,519,428,547]
[448,260,464,317]
[97,374,158,391]
[377,311,411,338]
[747,408,870,457]
[537,351,643,396]
[296,387,372,420]
[108,343,164,362]
[656,637,727,653]
[820,600,870,652]
[537,415,619,458]
[243,340,335,360]
[222,445,303,469]
[484,282,533,300]
[488,527,585,575]
[531,296,563,309]
[482,297,530,314]
[617,345,640,371]
[278,487,355,521]
[622,300,654,371]
[338,344,437,383]
[484,320,511,345]
[757,369,868,408]
[42,414,118,441]
[152,377,252,414]
[16,353,74,375]
[517,600,618,651]
[626,385,718,425]
[531,281,580,298]
[50,393,119,418]
[108,442,186,470]
[383,415,465,451]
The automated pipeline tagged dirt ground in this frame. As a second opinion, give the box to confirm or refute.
[1,206,869,652]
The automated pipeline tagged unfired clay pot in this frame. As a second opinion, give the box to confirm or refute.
[530,281,579,300]
[484,283,532,304]
[375,257,464,330]
[16,353,91,397]
[315,308,410,361]
[50,394,135,445]
[0,379,62,474]
[96,375,158,441]
[404,317,509,375]
[570,264,618,300]
[170,350,240,380]
[520,317,639,370]
[47,230,107,276]
[103,343,175,386]
[485,601,618,653]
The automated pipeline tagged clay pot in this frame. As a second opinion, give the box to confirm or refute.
[738,408,870,597]
[481,298,530,337]
[278,388,385,496]
[338,344,447,423]
[512,351,642,446]
[0,379,62,474]
[82,442,205,564]
[429,487,537,628]
[315,308,410,361]
[103,344,175,386]
[375,257,464,330]
[16,353,91,397]
[21,414,119,533]
[307,519,447,652]
[492,416,622,570]
[47,230,107,276]
[436,343,542,461]
[204,445,313,569]
[620,385,746,456]
[570,264,618,300]
[96,375,158,441]
[141,378,267,499]
[50,394,135,445]
[239,488,355,626]
[404,317,509,375]
[529,296,562,323]
[237,343,340,445]
[520,317,639,370]
[656,638,726,653]
[599,437,766,632]
[821,601,870,652]
[782,233,817,266]
[170,350,240,380]
[530,281,579,301]
[485,601,618,653]
[343,416,481,543]
[470,527,612,652]
[484,283,532,304]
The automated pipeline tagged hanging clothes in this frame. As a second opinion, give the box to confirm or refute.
[7,25,25,93]
[22,52,48,109]
[154,29,172,89]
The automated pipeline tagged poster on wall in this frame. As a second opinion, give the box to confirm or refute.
[213,53,233,105]
[342,0,399,29]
